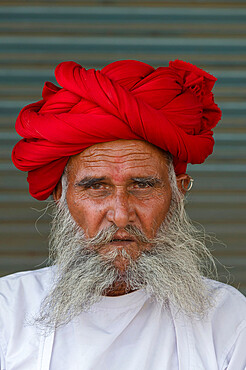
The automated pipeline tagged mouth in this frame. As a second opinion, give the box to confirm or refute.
[110,238,135,244]
[98,233,144,266]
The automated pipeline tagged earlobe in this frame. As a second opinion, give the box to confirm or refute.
[53,180,63,202]
[176,174,194,194]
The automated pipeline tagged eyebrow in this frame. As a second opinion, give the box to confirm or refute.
[131,176,162,186]
[75,177,106,188]
[75,176,162,188]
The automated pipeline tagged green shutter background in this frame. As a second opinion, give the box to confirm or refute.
[0,1,246,295]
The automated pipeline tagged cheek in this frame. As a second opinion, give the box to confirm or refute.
[66,191,106,235]
[140,192,172,236]
[65,189,87,224]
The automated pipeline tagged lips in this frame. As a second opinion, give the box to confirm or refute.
[112,238,134,242]
[110,232,136,243]
[110,238,135,244]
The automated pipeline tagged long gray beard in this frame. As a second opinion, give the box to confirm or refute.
[35,189,217,332]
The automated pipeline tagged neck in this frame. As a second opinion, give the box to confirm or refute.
[103,281,135,296]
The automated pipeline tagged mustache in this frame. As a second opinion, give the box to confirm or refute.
[86,224,151,247]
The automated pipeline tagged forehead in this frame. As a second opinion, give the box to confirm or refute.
[67,140,170,180]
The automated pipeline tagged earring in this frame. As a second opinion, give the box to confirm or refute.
[181,177,194,192]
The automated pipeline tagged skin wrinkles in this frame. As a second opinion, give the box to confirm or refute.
[54,139,190,295]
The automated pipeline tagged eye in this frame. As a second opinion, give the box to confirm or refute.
[135,182,151,188]
[85,182,111,197]
[89,183,104,190]
[133,180,155,189]
[128,181,156,197]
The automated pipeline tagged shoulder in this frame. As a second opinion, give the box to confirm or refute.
[0,266,53,284]
[209,280,246,344]
[0,266,53,303]
[0,266,52,284]
[190,280,246,368]
[207,279,246,321]
[0,267,54,326]
[0,268,54,363]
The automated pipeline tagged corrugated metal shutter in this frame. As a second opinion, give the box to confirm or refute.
[0,1,245,295]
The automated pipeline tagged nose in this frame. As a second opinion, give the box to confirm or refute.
[106,190,135,228]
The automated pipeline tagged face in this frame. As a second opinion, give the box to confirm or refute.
[54,140,186,272]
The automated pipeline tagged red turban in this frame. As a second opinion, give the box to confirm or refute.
[12,59,221,200]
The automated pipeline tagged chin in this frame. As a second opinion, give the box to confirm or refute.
[112,256,130,273]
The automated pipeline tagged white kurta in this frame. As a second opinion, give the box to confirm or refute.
[0,267,245,370]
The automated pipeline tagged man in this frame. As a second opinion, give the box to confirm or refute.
[0,60,245,369]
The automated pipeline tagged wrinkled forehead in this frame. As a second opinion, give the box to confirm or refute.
[66,140,171,179]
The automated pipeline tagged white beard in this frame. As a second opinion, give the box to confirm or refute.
[34,180,217,332]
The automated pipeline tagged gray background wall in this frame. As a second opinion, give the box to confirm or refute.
[0,0,246,295]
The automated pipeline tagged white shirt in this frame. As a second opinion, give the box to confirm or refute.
[0,267,245,370]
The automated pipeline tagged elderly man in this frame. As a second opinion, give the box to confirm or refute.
[0,60,245,369]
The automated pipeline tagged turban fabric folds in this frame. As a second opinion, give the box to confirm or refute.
[12,59,221,200]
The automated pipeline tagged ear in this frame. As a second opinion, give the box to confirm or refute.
[53,180,63,202]
[176,174,193,195]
